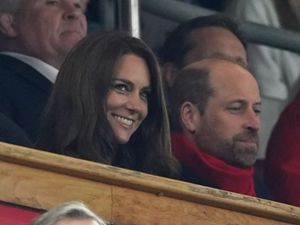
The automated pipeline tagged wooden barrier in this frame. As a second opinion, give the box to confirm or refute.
[0,141,299,225]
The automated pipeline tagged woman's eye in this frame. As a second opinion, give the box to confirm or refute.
[113,83,129,92]
[140,91,150,101]
[46,0,59,5]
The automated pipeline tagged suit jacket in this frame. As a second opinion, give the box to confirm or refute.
[0,112,32,147]
[0,54,52,142]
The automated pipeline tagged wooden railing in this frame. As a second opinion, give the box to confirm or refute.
[0,141,299,225]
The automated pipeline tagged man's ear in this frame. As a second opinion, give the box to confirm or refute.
[0,13,17,37]
[180,101,201,133]
[161,63,179,87]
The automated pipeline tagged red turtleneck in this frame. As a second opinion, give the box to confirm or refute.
[171,133,256,196]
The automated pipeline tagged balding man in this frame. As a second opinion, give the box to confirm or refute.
[169,58,261,196]
[0,0,88,142]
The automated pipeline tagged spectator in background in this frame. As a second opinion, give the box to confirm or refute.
[265,89,300,207]
[36,31,179,178]
[0,0,88,142]
[29,201,107,225]
[179,0,225,11]
[224,0,300,160]
[159,14,247,88]
[262,0,300,206]
[169,58,261,196]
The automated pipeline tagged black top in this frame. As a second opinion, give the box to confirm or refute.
[0,112,32,147]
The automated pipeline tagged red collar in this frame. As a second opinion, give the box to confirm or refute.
[172,133,256,196]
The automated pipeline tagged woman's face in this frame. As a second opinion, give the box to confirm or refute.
[106,54,151,144]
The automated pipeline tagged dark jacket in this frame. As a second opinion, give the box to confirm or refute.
[0,112,32,147]
[0,54,52,141]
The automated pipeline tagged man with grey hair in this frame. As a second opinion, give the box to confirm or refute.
[0,0,88,142]
[169,58,261,196]
[30,201,107,225]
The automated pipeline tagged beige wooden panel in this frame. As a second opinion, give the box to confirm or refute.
[0,142,299,225]
[111,186,292,225]
[0,161,112,220]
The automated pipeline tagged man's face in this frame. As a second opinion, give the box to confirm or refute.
[14,0,88,68]
[184,27,247,67]
[193,61,261,167]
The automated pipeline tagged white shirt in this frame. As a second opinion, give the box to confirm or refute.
[225,0,300,101]
[0,52,58,83]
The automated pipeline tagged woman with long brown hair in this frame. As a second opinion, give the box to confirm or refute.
[36,31,179,178]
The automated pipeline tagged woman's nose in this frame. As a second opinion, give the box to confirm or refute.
[125,92,147,114]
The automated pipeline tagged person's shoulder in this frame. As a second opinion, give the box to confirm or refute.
[0,54,44,74]
[0,54,25,67]
[180,165,213,187]
[0,54,36,78]
[0,112,32,147]
[0,54,51,91]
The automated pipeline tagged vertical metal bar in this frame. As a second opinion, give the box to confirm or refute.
[128,0,141,38]
[117,0,141,37]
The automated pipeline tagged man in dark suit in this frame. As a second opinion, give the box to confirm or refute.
[0,0,88,141]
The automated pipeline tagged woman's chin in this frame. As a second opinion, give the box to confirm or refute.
[114,135,131,144]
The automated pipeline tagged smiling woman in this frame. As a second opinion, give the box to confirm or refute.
[106,54,150,144]
[35,31,179,178]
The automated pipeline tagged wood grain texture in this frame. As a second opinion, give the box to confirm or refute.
[0,142,299,225]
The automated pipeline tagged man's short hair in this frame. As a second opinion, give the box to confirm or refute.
[169,67,214,131]
[159,14,246,68]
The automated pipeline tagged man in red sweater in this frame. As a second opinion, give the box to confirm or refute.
[169,58,261,196]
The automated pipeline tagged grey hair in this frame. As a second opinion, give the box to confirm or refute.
[30,201,107,225]
[0,0,22,12]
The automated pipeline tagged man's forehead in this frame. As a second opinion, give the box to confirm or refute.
[185,27,247,67]
[210,71,260,102]
[187,58,259,96]
[22,0,89,11]
[28,0,89,3]
[191,26,236,38]
[185,57,237,71]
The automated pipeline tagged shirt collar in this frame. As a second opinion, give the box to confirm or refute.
[0,52,58,83]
